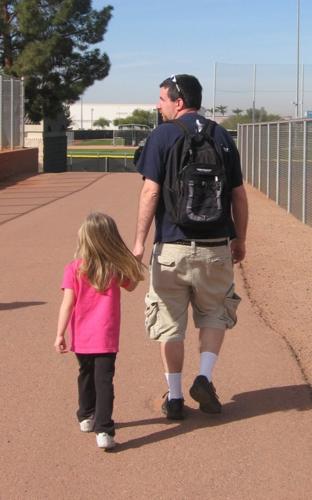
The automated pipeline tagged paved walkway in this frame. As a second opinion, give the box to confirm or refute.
[0,173,311,499]
[0,173,107,225]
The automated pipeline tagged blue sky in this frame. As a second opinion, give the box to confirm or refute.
[84,0,312,114]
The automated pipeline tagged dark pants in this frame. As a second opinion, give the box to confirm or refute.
[75,353,116,436]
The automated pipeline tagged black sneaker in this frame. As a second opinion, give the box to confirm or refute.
[161,393,185,420]
[189,375,222,414]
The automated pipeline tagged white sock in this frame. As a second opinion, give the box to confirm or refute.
[199,352,218,382]
[164,372,183,400]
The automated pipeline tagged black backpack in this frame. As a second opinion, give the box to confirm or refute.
[162,118,229,230]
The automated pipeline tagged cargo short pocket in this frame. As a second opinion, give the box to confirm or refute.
[145,293,161,340]
[223,285,241,329]
[156,254,175,267]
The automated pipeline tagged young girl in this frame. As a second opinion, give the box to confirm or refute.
[54,212,145,450]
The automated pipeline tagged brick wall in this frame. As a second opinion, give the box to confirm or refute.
[0,148,38,181]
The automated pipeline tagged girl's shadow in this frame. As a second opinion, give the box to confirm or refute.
[0,301,46,311]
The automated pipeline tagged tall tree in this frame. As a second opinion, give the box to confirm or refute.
[0,0,113,122]
[221,107,281,130]
[245,107,280,122]
[93,117,110,129]
[232,108,243,116]
[113,109,156,128]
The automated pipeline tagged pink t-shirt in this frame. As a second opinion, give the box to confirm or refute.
[62,259,123,354]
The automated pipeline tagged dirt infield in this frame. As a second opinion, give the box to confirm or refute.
[242,184,312,385]
[0,173,311,499]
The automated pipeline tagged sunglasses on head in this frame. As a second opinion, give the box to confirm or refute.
[170,74,182,96]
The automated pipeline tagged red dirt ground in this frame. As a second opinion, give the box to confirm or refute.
[0,173,311,499]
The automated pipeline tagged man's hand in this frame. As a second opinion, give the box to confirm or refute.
[231,185,248,262]
[230,238,246,264]
[133,179,160,262]
[132,242,145,262]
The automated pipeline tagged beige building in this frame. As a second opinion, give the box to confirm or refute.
[69,102,156,130]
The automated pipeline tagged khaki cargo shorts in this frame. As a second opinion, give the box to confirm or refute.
[144,241,241,342]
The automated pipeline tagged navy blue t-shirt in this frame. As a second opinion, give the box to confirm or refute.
[137,112,243,242]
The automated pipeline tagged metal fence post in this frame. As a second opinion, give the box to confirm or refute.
[20,77,25,148]
[287,121,292,213]
[302,120,307,223]
[267,123,270,197]
[238,125,243,176]
[251,124,255,186]
[276,122,280,205]
[0,74,2,150]
[241,125,245,178]
[245,126,249,183]
[258,123,262,188]
[10,77,14,149]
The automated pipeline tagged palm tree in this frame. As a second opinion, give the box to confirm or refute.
[215,105,228,116]
[232,108,243,116]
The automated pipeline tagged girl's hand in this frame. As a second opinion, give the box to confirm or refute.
[54,336,68,354]
[121,278,139,292]
[55,288,74,354]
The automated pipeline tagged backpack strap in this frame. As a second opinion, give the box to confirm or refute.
[168,117,219,163]
[201,118,217,138]
[170,117,217,139]
[169,118,191,136]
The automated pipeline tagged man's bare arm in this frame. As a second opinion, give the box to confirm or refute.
[133,179,160,261]
[231,184,248,263]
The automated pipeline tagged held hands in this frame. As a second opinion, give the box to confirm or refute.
[54,335,68,354]
[132,242,145,262]
[230,238,246,264]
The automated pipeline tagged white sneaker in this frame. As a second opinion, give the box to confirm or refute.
[96,432,116,450]
[79,416,95,432]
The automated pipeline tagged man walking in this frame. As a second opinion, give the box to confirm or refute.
[133,74,248,419]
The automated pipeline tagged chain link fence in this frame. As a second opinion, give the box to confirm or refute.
[238,118,312,226]
[67,154,136,172]
[210,63,312,118]
[0,75,24,150]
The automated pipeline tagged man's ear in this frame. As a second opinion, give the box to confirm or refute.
[176,97,185,111]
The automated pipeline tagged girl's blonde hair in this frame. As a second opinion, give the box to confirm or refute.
[75,212,145,291]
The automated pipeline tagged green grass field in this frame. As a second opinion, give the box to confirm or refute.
[75,137,124,146]
[67,148,134,157]
[73,138,125,146]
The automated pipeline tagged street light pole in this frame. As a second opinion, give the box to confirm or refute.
[252,64,257,123]
[80,96,83,129]
[295,0,300,118]
[91,108,94,129]
[212,62,217,121]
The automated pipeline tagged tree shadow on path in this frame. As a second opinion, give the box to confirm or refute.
[0,173,39,191]
[114,384,311,452]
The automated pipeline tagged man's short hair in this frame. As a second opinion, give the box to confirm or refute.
[160,74,202,110]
